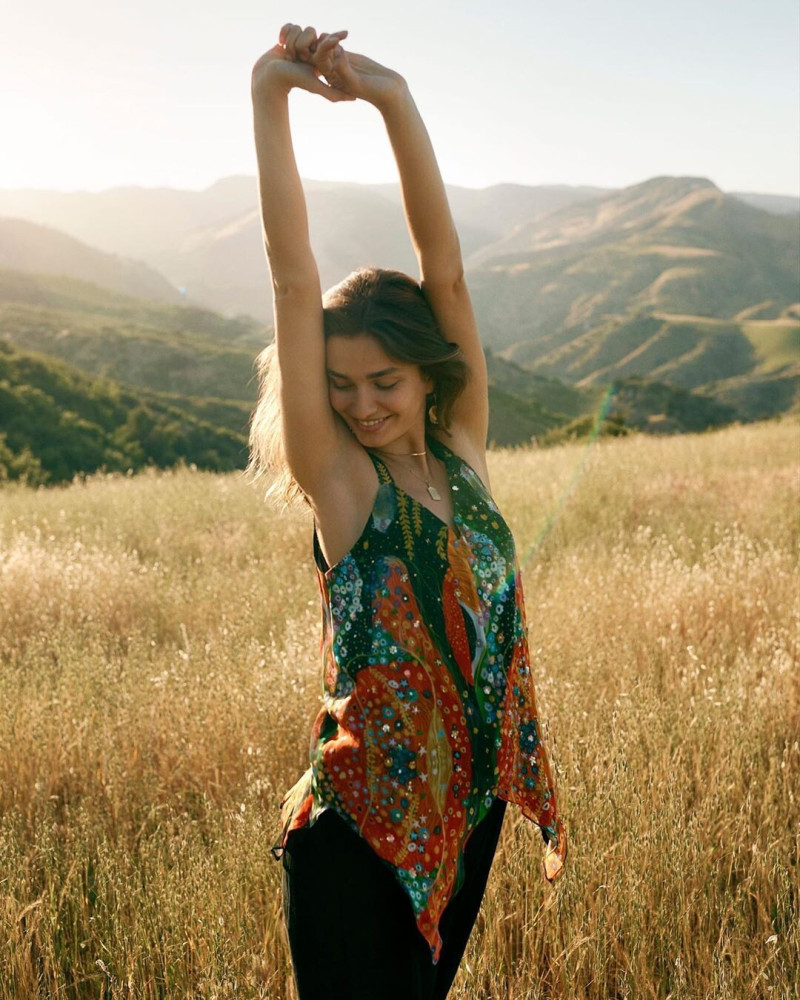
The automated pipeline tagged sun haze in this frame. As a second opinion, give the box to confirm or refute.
[2,0,798,195]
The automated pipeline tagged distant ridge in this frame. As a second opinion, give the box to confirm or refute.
[0,175,796,323]
[0,268,266,404]
[729,192,800,216]
[0,218,180,304]
[465,176,799,407]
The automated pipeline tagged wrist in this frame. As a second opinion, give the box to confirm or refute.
[370,73,410,115]
[251,59,292,105]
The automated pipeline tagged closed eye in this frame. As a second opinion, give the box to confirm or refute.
[327,378,399,390]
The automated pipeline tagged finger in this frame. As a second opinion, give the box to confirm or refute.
[311,31,328,59]
[279,22,297,45]
[323,43,351,86]
[282,24,303,60]
[295,26,318,62]
[311,33,346,74]
[314,30,347,58]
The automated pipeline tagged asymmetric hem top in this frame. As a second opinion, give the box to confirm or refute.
[274,437,566,963]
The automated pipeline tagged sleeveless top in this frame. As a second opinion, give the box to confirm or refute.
[273,437,566,963]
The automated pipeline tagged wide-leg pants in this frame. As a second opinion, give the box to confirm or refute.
[280,797,507,1000]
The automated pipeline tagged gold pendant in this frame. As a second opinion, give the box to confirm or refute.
[427,484,442,501]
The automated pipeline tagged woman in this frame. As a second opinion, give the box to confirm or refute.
[249,24,566,1000]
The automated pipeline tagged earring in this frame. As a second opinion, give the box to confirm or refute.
[428,397,439,425]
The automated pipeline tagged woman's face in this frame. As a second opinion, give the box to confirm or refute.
[325,334,432,451]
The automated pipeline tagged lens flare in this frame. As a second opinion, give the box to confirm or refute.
[518,385,617,570]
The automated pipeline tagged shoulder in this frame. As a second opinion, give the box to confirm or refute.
[431,427,491,493]
[306,439,385,570]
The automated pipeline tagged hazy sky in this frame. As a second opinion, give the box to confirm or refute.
[4,0,799,195]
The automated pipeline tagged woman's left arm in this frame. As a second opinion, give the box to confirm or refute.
[316,46,489,448]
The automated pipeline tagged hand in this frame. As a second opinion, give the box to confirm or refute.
[310,42,408,110]
[251,27,353,103]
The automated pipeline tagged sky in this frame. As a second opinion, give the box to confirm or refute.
[3,0,799,196]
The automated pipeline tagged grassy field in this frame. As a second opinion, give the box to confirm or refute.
[0,419,797,999]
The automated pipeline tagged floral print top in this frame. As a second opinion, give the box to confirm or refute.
[274,437,566,963]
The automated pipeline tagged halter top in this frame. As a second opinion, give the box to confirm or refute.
[273,437,566,963]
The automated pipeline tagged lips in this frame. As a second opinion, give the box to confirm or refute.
[354,417,390,432]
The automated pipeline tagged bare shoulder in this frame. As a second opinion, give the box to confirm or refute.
[433,426,491,493]
[305,435,382,570]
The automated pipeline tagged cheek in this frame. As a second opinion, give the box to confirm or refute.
[328,388,346,412]
[405,386,428,411]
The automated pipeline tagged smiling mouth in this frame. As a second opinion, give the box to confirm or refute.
[354,417,389,431]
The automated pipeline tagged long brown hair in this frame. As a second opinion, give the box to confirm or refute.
[247,267,469,506]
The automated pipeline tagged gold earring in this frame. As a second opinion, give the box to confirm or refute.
[428,400,438,425]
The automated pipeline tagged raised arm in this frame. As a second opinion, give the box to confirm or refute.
[314,44,490,451]
[251,27,353,494]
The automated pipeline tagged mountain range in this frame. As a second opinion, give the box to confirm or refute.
[1,176,796,323]
[0,174,797,481]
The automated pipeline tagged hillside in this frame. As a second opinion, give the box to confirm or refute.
[0,342,248,484]
[0,269,267,346]
[0,177,259,259]
[503,309,800,418]
[0,218,181,304]
[464,177,799,414]
[0,270,267,404]
[468,177,799,346]
[0,179,614,320]
[130,182,614,319]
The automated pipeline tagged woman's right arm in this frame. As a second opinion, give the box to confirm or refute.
[251,27,350,494]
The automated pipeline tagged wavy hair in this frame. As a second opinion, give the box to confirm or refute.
[247,267,469,506]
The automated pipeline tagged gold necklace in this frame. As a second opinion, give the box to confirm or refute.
[375,452,442,502]
[372,448,427,457]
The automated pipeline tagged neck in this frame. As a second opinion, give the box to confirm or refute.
[373,447,427,457]
[370,442,433,479]
[369,431,429,460]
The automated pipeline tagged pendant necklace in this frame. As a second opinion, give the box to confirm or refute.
[373,449,442,502]
[410,467,443,502]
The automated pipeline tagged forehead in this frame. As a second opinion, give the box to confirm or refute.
[326,335,412,377]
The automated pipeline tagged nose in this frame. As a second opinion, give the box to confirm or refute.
[350,385,379,419]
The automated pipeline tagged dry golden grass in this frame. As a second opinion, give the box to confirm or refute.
[0,418,798,999]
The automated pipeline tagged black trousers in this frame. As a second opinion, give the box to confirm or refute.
[280,797,507,1000]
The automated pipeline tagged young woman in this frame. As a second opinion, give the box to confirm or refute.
[249,24,566,1000]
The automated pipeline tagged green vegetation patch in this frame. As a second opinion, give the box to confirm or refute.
[742,320,800,371]
[0,268,268,347]
[0,343,247,484]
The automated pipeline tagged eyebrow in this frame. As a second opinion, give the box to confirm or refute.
[326,366,401,380]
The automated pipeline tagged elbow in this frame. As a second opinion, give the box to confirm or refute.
[266,251,320,300]
[421,235,465,290]
[421,267,468,299]
[271,274,321,301]
[443,227,465,285]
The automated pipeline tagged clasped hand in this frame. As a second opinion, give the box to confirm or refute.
[252,23,405,109]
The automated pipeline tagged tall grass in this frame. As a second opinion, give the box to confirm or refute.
[1,419,797,999]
